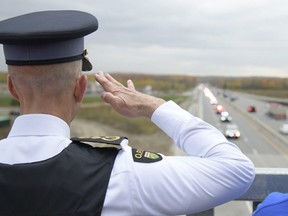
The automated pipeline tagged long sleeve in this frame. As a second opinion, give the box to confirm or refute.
[131,101,255,215]
[102,101,255,216]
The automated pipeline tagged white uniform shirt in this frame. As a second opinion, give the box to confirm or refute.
[0,101,255,215]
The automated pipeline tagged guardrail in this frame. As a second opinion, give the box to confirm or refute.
[187,168,288,216]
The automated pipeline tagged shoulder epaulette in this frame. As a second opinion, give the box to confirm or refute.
[71,136,127,146]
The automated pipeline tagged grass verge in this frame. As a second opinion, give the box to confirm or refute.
[77,104,159,134]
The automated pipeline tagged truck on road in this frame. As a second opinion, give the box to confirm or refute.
[267,102,287,119]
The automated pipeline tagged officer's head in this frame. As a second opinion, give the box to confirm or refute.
[0,10,98,71]
[0,10,98,121]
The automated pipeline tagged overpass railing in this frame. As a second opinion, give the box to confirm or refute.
[187,168,288,216]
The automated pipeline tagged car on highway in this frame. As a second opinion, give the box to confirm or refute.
[224,124,240,139]
[267,102,286,119]
[279,124,288,135]
[216,105,225,114]
[220,111,232,122]
[247,105,256,112]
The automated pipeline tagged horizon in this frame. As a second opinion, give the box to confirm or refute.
[0,69,288,79]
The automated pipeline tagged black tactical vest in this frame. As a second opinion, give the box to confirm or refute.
[0,141,120,216]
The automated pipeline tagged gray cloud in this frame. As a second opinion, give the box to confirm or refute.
[0,0,288,77]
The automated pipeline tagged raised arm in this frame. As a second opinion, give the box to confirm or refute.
[95,71,165,118]
[95,72,255,215]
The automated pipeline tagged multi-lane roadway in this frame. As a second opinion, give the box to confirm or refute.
[199,85,288,168]
[185,85,288,216]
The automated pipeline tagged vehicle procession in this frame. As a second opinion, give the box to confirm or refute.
[202,86,288,139]
[203,87,242,139]
[199,86,288,214]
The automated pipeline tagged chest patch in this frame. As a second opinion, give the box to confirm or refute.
[132,148,162,163]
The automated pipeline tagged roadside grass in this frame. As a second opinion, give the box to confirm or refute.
[161,95,188,104]
[0,125,11,139]
[82,96,103,104]
[77,94,188,134]
[77,104,159,134]
[0,93,187,136]
[0,96,19,107]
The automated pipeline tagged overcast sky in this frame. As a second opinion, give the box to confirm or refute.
[0,0,288,77]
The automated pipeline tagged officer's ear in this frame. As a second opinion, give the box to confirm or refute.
[74,74,87,103]
[7,74,19,101]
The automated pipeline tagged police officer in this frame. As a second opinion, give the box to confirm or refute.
[0,10,255,216]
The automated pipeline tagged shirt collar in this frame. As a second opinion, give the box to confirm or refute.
[8,114,70,139]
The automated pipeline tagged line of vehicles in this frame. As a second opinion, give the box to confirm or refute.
[203,86,288,137]
[215,104,241,139]
[203,87,241,139]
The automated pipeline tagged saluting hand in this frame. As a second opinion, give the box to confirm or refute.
[95,71,165,118]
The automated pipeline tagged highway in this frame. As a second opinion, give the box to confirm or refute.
[203,88,288,168]
[188,85,288,215]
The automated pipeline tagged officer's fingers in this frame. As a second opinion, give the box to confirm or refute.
[94,71,105,80]
[127,79,135,90]
[94,71,107,85]
[95,72,117,92]
[104,73,124,87]
[101,92,125,107]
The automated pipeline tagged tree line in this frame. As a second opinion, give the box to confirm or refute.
[1,71,287,92]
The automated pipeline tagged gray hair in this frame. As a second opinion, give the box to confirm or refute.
[8,60,82,98]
